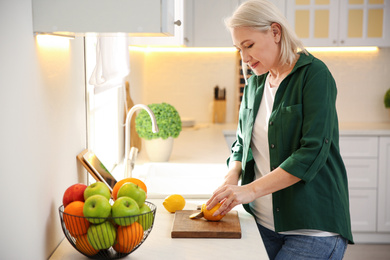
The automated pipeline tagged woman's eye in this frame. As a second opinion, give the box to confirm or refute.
[246,44,254,49]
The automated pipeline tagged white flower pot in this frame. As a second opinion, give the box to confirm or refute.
[144,137,174,162]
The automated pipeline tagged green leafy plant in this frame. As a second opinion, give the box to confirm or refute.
[135,103,182,140]
[385,89,390,108]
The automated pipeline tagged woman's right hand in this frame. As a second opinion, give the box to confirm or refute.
[205,161,243,214]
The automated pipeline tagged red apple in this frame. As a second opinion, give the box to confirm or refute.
[63,183,88,207]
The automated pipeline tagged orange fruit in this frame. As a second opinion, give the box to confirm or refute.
[201,203,225,221]
[63,201,90,236]
[75,234,99,256]
[113,222,144,253]
[112,178,147,200]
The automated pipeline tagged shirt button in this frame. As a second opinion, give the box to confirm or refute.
[325,139,329,144]
[269,121,273,126]
[271,144,275,149]
[271,166,276,170]
[276,208,280,212]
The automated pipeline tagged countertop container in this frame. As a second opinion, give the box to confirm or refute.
[59,201,156,259]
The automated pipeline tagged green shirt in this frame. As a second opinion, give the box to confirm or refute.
[229,53,354,243]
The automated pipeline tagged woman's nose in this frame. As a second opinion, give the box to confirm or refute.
[241,50,251,63]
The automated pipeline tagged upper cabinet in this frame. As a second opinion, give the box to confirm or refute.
[184,0,285,47]
[184,0,240,47]
[32,0,175,37]
[128,0,183,46]
[286,0,390,47]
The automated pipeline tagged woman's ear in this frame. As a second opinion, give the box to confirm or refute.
[271,23,282,43]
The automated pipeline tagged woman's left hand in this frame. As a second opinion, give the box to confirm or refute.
[206,184,255,216]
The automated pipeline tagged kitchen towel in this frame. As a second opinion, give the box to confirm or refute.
[89,33,130,94]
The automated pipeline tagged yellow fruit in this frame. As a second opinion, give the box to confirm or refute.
[163,194,186,213]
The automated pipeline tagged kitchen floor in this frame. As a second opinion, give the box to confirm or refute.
[344,244,390,260]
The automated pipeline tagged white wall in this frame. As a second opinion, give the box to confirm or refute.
[130,48,390,124]
[0,1,87,259]
[314,48,390,123]
[128,49,238,124]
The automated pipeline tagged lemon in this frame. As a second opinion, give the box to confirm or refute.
[163,194,186,213]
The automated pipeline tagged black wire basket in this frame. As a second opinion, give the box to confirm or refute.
[59,201,156,259]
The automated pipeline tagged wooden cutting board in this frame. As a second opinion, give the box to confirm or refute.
[171,210,241,239]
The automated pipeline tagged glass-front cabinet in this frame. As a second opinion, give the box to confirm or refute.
[286,0,390,47]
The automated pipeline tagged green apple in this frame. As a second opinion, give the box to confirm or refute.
[83,195,111,224]
[117,182,146,208]
[84,182,111,201]
[87,221,116,250]
[137,203,153,230]
[112,197,140,226]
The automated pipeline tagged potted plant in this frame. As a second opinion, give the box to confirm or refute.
[384,88,390,113]
[135,102,182,162]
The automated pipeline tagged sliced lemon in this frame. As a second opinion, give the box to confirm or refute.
[163,194,186,213]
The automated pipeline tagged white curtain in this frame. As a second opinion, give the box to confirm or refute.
[89,33,130,94]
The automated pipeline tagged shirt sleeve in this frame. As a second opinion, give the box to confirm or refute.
[279,61,338,183]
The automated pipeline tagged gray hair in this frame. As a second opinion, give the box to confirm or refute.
[225,0,307,66]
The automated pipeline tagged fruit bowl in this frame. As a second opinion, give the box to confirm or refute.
[59,201,156,259]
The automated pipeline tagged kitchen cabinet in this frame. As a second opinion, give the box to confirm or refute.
[128,0,184,46]
[184,0,286,47]
[32,0,175,37]
[340,136,378,232]
[340,133,390,242]
[378,137,390,232]
[184,0,240,47]
[286,0,390,47]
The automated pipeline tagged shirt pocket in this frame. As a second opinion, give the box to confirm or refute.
[281,104,303,151]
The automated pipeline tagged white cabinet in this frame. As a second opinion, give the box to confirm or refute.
[349,189,377,232]
[340,136,378,232]
[128,0,184,46]
[340,134,390,242]
[184,0,240,47]
[378,137,390,232]
[286,0,390,47]
[184,0,285,47]
[32,0,175,37]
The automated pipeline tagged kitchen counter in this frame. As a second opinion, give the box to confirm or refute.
[339,122,390,136]
[49,199,267,260]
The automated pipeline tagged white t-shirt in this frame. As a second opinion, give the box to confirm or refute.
[249,73,337,237]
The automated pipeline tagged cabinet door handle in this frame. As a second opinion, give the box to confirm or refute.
[174,20,182,26]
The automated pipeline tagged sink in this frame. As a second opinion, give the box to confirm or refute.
[132,163,228,199]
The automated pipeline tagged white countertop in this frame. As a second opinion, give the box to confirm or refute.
[49,199,267,260]
[339,122,390,136]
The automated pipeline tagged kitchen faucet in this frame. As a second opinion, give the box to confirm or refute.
[124,104,159,178]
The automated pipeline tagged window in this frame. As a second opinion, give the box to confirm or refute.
[85,36,125,173]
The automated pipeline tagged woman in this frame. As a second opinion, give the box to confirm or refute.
[206,0,353,259]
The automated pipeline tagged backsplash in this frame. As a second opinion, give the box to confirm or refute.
[128,47,390,124]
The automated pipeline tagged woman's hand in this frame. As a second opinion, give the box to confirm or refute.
[206,183,256,216]
[206,165,302,217]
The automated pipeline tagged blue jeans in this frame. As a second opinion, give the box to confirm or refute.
[257,223,348,260]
